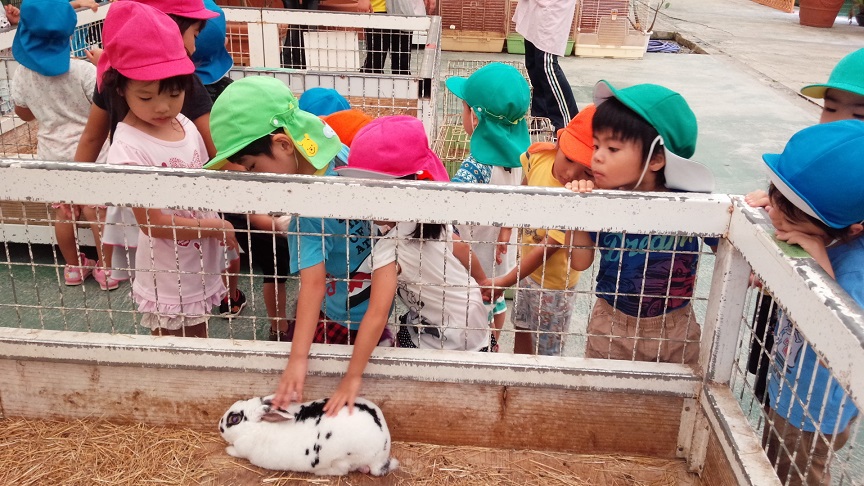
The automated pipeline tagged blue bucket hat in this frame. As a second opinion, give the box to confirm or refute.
[191,0,234,85]
[298,87,350,116]
[12,0,77,77]
[763,120,864,229]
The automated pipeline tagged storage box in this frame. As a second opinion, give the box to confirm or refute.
[442,31,505,53]
[572,32,649,59]
[506,33,573,56]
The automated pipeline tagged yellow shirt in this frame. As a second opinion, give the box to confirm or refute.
[372,0,386,12]
[519,143,580,290]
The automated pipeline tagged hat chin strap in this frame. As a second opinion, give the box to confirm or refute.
[633,135,663,190]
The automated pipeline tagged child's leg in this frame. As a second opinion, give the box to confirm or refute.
[55,206,95,285]
[510,277,570,356]
[762,408,853,486]
[81,206,120,290]
[264,280,292,340]
[491,296,507,341]
[654,304,701,365]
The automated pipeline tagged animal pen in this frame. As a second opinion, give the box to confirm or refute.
[0,4,863,485]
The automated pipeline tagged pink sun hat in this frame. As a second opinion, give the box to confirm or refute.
[122,0,219,20]
[97,2,195,90]
[338,116,450,182]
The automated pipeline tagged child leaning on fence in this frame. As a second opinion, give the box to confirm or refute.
[202,76,391,415]
[10,0,111,289]
[204,76,362,342]
[336,115,493,352]
[446,63,530,349]
[759,121,863,486]
[567,82,716,365]
[743,48,864,406]
[99,2,237,338]
[484,106,596,357]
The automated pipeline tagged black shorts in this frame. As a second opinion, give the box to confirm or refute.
[223,213,290,284]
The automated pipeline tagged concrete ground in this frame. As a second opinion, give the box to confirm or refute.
[442,0,863,194]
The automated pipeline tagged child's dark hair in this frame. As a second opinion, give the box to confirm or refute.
[168,15,206,36]
[593,97,666,186]
[227,129,282,162]
[409,223,446,241]
[100,68,193,135]
[768,184,851,242]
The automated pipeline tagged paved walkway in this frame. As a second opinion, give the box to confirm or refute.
[442,0,863,194]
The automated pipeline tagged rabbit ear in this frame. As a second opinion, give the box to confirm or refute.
[261,408,294,423]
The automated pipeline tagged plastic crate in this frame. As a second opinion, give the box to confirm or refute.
[441,0,508,34]
[441,31,506,52]
[506,33,574,56]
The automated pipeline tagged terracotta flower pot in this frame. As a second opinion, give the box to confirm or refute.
[798,0,845,27]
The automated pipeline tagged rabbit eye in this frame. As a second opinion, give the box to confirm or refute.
[227,412,244,427]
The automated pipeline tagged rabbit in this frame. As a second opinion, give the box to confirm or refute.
[218,395,399,476]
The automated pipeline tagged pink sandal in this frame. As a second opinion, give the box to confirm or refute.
[64,253,96,286]
[93,267,121,291]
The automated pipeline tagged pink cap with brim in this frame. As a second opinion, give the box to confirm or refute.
[97,2,195,90]
[338,116,450,182]
[122,0,219,19]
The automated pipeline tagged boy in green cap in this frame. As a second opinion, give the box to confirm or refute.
[567,81,716,365]
[743,48,864,406]
[446,63,531,347]
[205,76,395,415]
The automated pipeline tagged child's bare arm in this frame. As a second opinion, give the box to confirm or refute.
[75,104,110,163]
[495,227,512,264]
[745,190,770,209]
[13,106,34,122]
[324,261,398,416]
[565,230,595,271]
[273,262,328,409]
[494,236,562,289]
[131,208,237,249]
[192,113,218,159]
[452,235,487,282]
[776,230,835,278]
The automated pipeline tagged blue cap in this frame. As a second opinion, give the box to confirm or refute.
[298,87,350,116]
[763,120,864,228]
[12,0,77,77]
[191,0,233,85]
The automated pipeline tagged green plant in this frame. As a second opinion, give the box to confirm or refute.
[629,0,670,33]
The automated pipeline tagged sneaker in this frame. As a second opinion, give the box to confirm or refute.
[219,289,247,317]
[93,267,121,291]
[64,253,96,286]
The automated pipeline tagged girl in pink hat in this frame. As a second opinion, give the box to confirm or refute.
[99,2,237,338]
[272,116,493,416]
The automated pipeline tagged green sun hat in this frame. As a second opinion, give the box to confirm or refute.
[594,80,714,193]
[800,48,864,99]
[205,76,342,170]
[445,63,530,168]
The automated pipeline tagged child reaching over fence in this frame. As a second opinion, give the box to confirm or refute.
[336,115,493,352]
[760,120,863,486]
[99,2,236,338]
[485,106,596,357]
[446,63,530,349]
[10,0,112,289]
[567,82,715,365]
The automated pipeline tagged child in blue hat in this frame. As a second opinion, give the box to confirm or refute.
[192,0,235,102]
[10,0,113,289]
[744,48,864,408]
[760,120,864,486]
[568,81,716,365]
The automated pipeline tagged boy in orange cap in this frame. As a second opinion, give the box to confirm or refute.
[484,106,595,356]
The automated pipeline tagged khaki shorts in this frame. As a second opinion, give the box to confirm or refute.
[762,408,854,486]
[585,298,701,365]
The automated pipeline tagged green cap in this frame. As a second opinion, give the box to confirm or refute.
[205,76,342,170]
[594,81,714,193]
[445,63,530,168]
[800,48,864,99]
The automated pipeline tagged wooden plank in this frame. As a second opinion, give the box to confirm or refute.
[0,358,683,458]
[701,428,741,486]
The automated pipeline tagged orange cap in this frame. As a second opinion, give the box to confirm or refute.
[321,109,373,147]
[556,104,595,168]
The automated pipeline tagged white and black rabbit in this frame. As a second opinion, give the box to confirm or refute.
[218,395,398,476]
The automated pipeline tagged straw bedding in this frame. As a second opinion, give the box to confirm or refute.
[0,417,701,485]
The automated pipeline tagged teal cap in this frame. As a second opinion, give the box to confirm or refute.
[205,76,342,170]
[801,49,864,99]
[445,63,530,168]
[594,81,714,193]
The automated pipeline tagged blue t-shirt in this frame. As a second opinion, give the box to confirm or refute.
[287,160,373,330]
[768,237,863,433]
[591,232,717,317]
[451,154,492,184]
